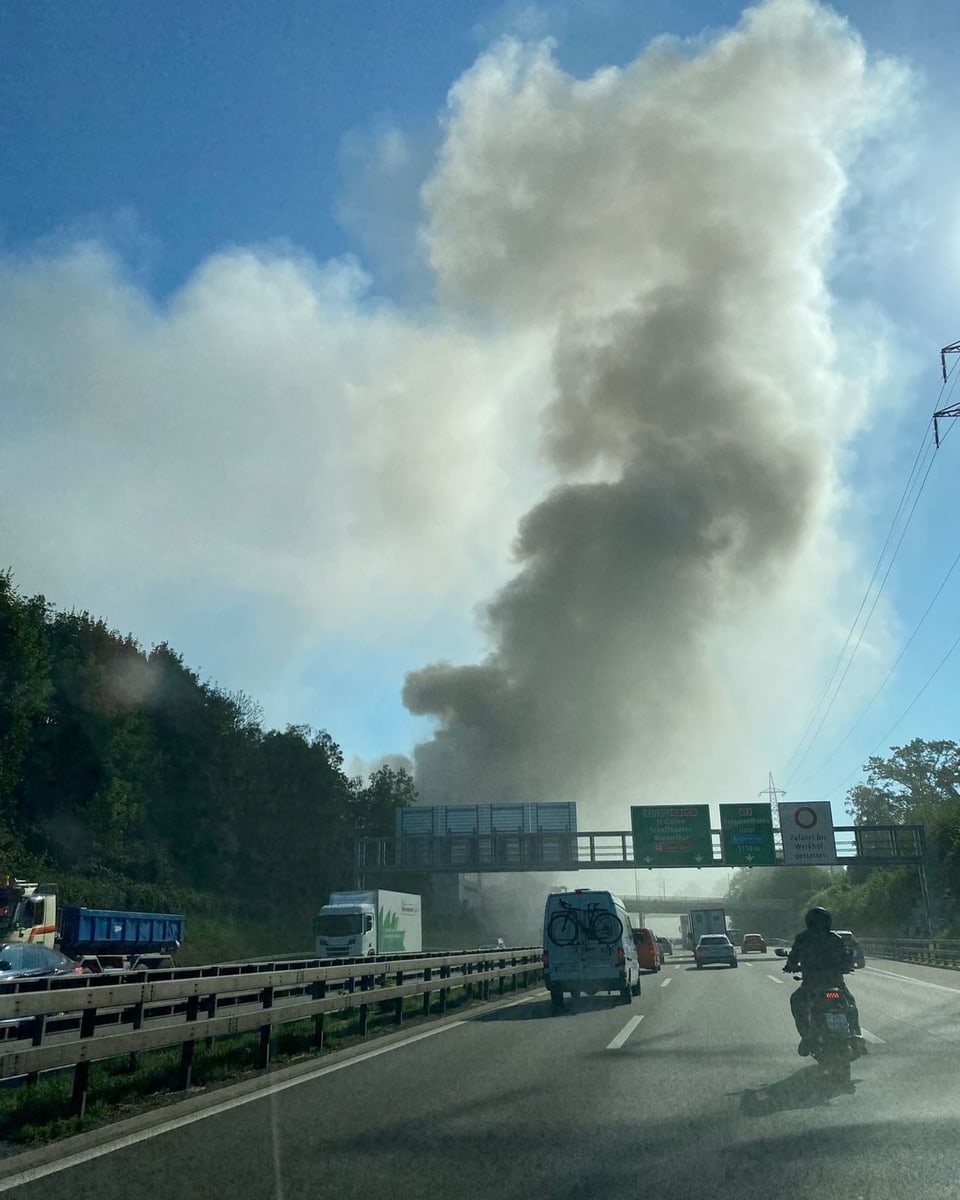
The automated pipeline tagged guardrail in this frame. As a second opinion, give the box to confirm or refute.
[0,947,542,1118]
[858,937,960,970]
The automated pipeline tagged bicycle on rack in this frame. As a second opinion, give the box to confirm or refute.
[547,898,623,947]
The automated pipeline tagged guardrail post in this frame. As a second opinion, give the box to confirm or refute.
[312,980,326,1049]
[511,957,518,992]
[439,964,449,1014]
[423,965,432,1017]
[128,998,146,1072]
[358,974,370,1037]
[499,959,505,996]
[179,994,201,1089]
[257,986,274,1068]
[394,970,404,1026]
[464,960,473,1001]
[69,1006,98,1117]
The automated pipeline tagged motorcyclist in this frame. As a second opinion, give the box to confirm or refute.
[784,906,863,1056]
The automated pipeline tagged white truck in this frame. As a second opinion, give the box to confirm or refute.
[688,907,727,947]
[313,890,422,959]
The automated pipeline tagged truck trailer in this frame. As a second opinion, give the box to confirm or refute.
[0,880,184,972]
[687,907,728,948]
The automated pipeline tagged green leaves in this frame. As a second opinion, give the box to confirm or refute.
[0,571,406,922]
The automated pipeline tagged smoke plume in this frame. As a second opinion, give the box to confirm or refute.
[404,0,906,811]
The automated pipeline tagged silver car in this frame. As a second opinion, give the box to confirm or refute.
[694,934,738,969]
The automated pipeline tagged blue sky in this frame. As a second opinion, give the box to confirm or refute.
[2,0,960,844]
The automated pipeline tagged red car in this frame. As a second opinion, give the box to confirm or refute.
[740,933,767,954]
[632,926,662,972]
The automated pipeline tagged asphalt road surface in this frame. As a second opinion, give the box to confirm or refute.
[2,954,959,1199]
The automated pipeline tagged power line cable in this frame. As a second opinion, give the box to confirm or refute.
[797,536,960,786]
[781,425,931,775]
[825,623,960,801]
[785,427,939,786]
[782,353,960,780]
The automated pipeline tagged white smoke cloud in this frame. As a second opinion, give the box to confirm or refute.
[404,0,909,815]
[0,0,912,826]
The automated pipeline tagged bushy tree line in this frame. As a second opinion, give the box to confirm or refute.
[726,739,960,937]
[0,571,416,918]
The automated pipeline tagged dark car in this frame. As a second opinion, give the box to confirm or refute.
[834,930,865,969]
[656,936,673,957]
[0,942,84,981]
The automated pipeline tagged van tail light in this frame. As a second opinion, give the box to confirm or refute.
[542,950,549,969]
[617,946,625,966]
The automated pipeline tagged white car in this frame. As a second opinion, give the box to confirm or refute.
[694,934,738,969]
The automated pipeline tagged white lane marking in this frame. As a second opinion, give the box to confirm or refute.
[606,1014,645,1050]
[660,977,672,989]
[860,1027,884,1044]
[766,974,785,985]
[865,966,960,995]
[0,1020,468,1191]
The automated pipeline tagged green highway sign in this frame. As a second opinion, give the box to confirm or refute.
[719,803,776,866]
[631,805,714,868]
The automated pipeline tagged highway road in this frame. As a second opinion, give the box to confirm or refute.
[2,953,959,1198]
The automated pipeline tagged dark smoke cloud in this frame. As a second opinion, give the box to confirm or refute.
[405,1,906,813]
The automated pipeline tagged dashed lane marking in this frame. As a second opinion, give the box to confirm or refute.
[660,976,672,989]
[606,1014,645,1050]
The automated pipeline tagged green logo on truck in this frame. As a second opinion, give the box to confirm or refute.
[379,906,406,953]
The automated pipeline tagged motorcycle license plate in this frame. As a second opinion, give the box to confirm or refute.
[825,1012,849,1032]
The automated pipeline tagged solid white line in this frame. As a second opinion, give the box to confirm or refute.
[766,974,785,985]
[605,1014,644,1050]
[0,1021,466,1192]
[865,966,960,995]
[660,977,672,989]
[860,1027,884,1044]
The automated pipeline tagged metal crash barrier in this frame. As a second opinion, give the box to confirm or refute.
[858,937,960,971]
[0,947,542,1117]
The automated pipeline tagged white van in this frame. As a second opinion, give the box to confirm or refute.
[542,889,640,1009]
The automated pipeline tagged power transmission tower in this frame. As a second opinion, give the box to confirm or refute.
[935,339,960,447]
[758,772,786,832]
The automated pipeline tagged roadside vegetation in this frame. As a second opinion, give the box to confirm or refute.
[0,569,418,942]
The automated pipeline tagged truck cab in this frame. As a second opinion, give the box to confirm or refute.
[0,881,57,947]
[314,899,377,959]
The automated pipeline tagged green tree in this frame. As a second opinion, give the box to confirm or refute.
[846,739,960,825]
[349,764,417,837]
[844,738,960,934]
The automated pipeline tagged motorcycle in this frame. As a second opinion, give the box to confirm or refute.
[791,975,866,1083]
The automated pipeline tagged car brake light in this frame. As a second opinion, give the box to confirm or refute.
[824,990,840,999]
[73,966,84,974]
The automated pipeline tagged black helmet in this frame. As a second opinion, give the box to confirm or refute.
[804,906,831,931]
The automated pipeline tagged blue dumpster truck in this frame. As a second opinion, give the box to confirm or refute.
[0,880,185,972]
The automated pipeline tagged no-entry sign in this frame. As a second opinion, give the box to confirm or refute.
[778,801,837,865]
